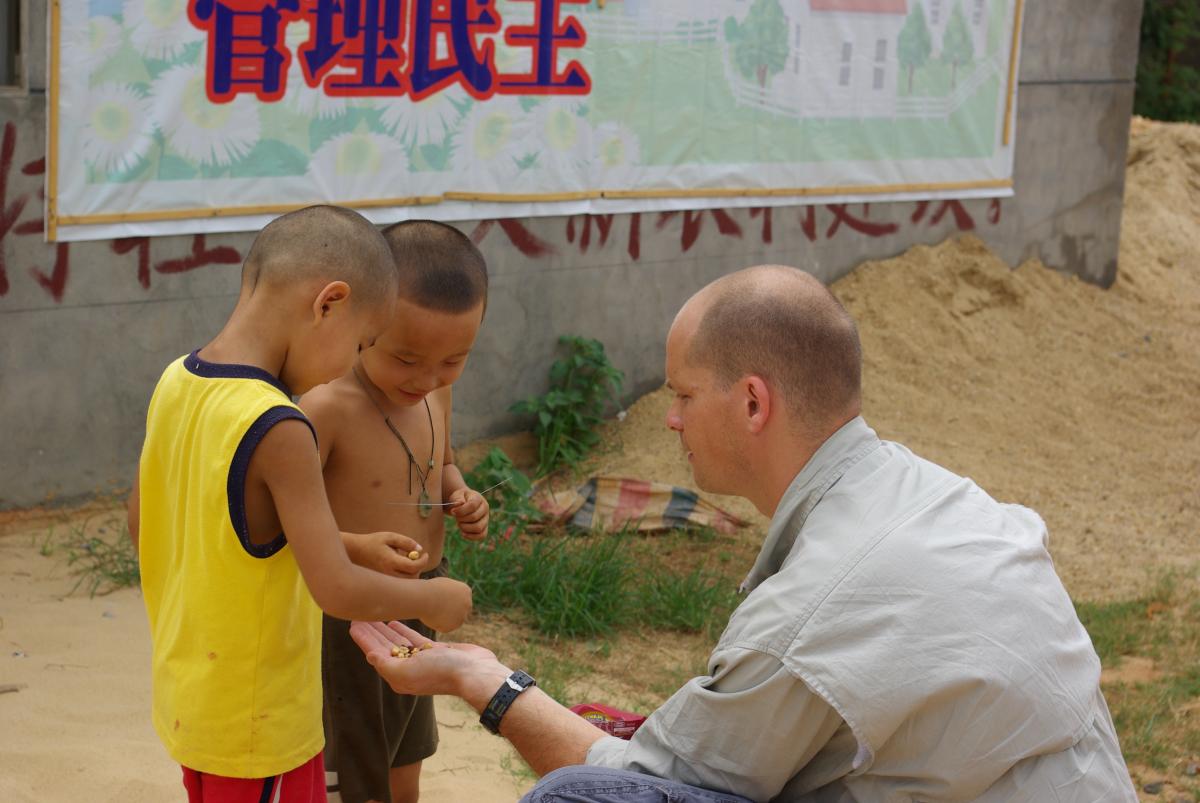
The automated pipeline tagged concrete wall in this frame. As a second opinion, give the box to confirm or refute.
[0,0,1143,508]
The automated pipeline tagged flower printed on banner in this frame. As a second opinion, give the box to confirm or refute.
[381,84,469,148]
[307,131,411,194]
[125,0,206,60]
[81,85,157,175]
[593,122,640,169]
[150,64,262,166]
[455,96,535,181]
[534,102,590,176]
[62,15,123,74]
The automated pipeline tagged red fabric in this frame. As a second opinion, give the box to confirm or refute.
[181,752,326,803]
[809,0,908,13]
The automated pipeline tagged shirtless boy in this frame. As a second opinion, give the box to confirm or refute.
[300,220,491,803]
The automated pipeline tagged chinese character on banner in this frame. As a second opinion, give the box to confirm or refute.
[409,0,502,99]
[498,0,590,95]
[189,0,301,103]
[299,0,408,95]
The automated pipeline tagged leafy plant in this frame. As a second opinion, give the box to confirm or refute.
[509,335,624,477]
[463,447,540,528]
[1136,0,1200,122]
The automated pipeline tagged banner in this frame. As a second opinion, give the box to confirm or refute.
[49,0,1024,242]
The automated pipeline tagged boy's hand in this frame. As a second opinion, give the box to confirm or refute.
[419,577,473,633]
[447,488,489,541]
[345,531,426,577]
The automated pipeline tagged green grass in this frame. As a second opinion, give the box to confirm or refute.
[446,523,742,641]
[1076,570,1200,786]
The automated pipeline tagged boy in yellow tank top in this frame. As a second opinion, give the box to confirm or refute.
[127,206,473,803]
[301,221,491,803]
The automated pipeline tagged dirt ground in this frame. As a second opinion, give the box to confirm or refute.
[2,117,1199,801]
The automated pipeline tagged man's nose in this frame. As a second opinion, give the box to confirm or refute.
[665,407,683,432]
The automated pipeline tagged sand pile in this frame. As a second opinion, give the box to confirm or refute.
[595,118,1200,601]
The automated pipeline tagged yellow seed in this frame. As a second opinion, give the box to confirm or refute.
[418,643,432,651]
[408,550,421,560]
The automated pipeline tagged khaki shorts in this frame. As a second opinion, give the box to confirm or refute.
[322,559,446,803]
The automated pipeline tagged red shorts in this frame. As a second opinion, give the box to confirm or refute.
[182,752,326,803]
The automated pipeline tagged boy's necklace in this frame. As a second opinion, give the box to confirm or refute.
[352,364,436,518]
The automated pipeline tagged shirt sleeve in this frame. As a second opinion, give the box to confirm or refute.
[585,645,848,802]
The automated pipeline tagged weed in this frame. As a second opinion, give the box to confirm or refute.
[510,335,624,477]
[517,534,633,638]
[44,513,140,596]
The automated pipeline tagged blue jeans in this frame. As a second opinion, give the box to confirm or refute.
[520,766,757,803]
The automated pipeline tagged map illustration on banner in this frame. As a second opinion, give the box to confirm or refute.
[50,0,1023,241]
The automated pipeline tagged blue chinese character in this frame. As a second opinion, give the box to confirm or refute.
[189,0,300,102]
[498,0,590,95]
[409,0,501,100]
[299,0,407,95]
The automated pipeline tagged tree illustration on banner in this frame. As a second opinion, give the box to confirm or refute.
[898,1,934,93]
[724,0,789,88]
[940,0,975,89]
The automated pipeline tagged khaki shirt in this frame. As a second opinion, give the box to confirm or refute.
[588,417,1136,802]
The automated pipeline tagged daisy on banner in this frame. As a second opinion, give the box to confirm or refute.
[380,85,469,149]
[452,95,537,185]
[124,0,205,61]
[149,63,261,167]
[81,84,157,176]
[306,130,410,198]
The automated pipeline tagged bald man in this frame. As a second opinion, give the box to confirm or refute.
[348,266,1137,802]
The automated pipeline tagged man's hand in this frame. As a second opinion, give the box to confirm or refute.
[447,488,489,541]
[349,620,506,697]
[419,577,473,633]
[343,531,426,576]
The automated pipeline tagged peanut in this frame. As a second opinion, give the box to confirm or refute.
[408,550,421,560]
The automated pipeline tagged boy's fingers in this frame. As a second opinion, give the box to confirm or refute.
[349,621,397,660]
[384,620,434,648]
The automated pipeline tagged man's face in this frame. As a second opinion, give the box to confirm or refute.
[664,312,742,496]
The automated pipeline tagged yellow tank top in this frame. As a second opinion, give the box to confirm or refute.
[139,352,323,777]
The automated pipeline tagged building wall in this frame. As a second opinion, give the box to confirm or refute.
[0,0,1143,507]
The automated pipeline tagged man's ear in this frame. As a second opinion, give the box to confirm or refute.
[744,376,771,434]
[312,281,351,322]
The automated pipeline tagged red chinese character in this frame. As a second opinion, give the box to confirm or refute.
[657,209,742,254]
[825,204,899,239]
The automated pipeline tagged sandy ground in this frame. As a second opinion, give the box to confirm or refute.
[0,514,531,803]
[2,117,1198,800]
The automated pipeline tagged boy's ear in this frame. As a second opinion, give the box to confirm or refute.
[312,281,352,321]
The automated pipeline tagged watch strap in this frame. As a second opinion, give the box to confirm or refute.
[480,670,536,735]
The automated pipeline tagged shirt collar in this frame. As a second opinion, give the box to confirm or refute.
[740,416,880,593]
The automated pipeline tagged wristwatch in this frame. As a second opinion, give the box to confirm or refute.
[480,670,537,735]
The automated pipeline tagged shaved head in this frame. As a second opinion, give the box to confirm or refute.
[242,205,397,307]
[382,220,488,314]
[684,265,861,430]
